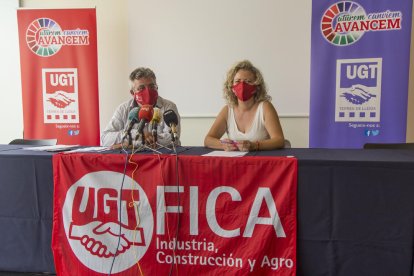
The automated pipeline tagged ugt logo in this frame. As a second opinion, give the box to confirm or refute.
[335,58,382,122]
[42,68,79,124]
[62,171,153,274]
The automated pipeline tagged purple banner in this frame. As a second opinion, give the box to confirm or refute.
[310,0,413,148]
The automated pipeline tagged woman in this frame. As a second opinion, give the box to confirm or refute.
[204,60,285,151]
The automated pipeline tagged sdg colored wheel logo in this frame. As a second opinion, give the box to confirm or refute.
[26,18,63,57]
[321,1,366,46]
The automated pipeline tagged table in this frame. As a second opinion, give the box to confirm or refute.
[0,146,414,275]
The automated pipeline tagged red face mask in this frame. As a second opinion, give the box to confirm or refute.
[232,82,256,101]
[134,88,158,106]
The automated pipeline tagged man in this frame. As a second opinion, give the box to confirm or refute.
[101,67,181,148]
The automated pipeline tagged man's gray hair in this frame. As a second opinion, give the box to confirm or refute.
[129,67,157,82]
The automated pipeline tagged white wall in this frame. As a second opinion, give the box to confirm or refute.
[0,0,22,143]
[127,0,311,117]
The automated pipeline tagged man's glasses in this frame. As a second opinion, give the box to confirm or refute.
[133,84,158,92]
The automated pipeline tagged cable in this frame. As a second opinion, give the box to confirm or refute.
[155,151,180,276]
[155,154,175,275]
[109,126,150,275]
[108,148,129,275]
[168,153,181,276]
[128,152,144,276]
[109,132,179,275]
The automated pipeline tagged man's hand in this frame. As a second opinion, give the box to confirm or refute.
[111,141,129,150]
[143,131,156,148]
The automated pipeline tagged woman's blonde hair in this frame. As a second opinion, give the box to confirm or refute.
[223,60,271,106]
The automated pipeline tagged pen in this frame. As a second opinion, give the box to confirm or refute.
[220,139,238,147]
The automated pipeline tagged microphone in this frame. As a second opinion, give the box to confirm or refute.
[151,108,161,144]
[135,105,154,144]
[122,107,139,143]
[163,109,179,142]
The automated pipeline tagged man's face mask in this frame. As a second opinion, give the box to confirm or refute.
[134,87,158,106]
[232,82,256,101]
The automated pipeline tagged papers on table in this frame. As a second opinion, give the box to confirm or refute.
[22,145,111,153]
[63,147,111,153]
[202,151,248,157]
[22,145,80,152]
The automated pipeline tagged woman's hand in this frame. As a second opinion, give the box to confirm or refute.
[235,140,253,152]
[220,138,238,151]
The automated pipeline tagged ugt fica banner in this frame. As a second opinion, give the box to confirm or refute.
[309,0,413,148]
[17,9,99,145]
[52,154,297,275]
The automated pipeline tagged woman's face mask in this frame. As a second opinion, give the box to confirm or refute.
[232,82,256,101]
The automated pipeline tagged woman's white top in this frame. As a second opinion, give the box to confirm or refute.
[227,102,270,141]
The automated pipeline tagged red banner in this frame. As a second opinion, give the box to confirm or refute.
[52,154,297,275]
[17,9,99,145]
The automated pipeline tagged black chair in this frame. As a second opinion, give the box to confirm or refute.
[363,142,414,149]
[9,138,58,146]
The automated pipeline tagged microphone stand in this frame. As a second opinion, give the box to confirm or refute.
[170,129,178,154]
[140,128,145,147]
[144,128,163,154]
[171,141,177,154]
[155,142,173,150]
[132,126,163,154]
[128,131,142,153]
[151,128,177,153]
[119,133,132,153]
[163,130,178,154]
[152,123,158,145]
[142,144,163,154]
[128,134,133,148]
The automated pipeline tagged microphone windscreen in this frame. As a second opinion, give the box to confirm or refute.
[151,108,161,123]
[128,107,139,121]
[138,105,154,122]
[163,109,178,126]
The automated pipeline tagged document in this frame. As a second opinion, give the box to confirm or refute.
[22,145,80,152]
[63,147,111,153]
[202,151,248,157]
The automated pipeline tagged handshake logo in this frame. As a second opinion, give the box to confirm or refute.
[63,171,153,274]
[340,85,376,105]
[335,58,382,123]
[69,221,145,258]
